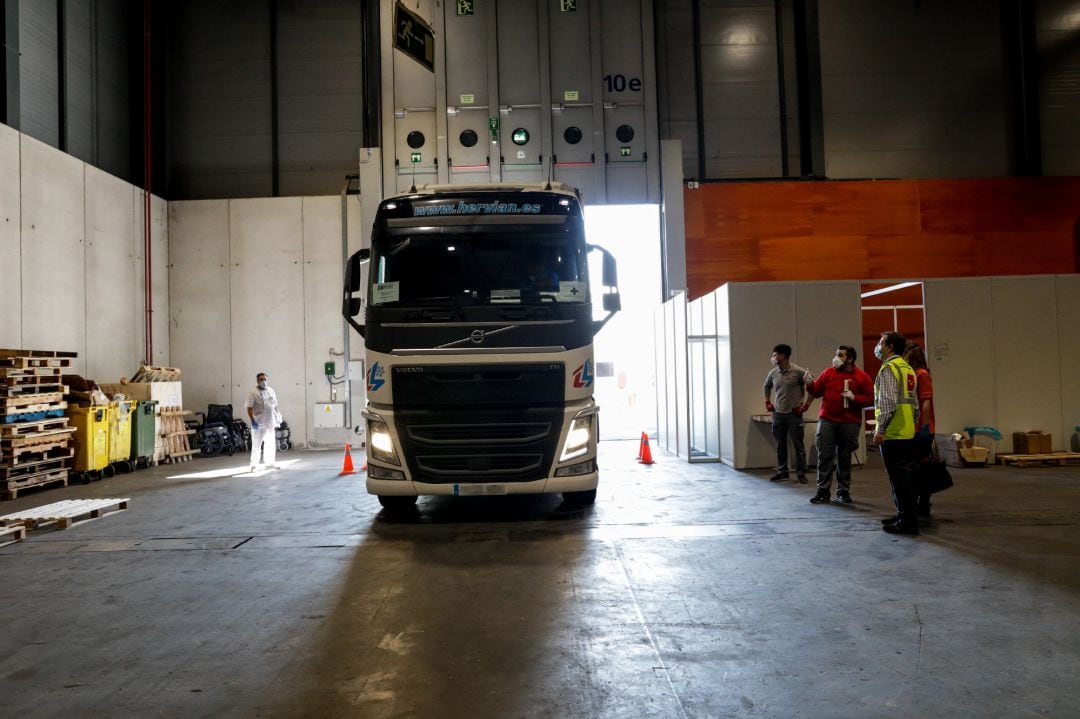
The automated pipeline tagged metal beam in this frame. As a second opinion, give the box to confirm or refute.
[269,0,279,196]
[792,0,824,178]
[691,0,705,180]
[1003,0,1042,176]
[0,0,19,128]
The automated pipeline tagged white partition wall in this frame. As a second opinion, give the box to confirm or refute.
[925,275,1080,453]
[717,280,863,470]
[1058,276,1080,451]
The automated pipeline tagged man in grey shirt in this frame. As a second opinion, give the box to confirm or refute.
[763,343,813,482]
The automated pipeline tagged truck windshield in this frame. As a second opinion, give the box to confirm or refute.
[370,229,588,306]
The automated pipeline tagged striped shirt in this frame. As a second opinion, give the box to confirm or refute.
[875,357,919,433]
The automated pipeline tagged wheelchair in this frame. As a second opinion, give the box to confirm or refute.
[187,404,250,458]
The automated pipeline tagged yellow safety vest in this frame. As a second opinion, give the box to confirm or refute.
[875,357,917,440]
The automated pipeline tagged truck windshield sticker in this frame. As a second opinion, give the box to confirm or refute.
[557,281,586,303]
[368,361,385,391]
[490,289,521,304]
[413,201,543,217]
[373,281,400,304]
[573,360,593,388]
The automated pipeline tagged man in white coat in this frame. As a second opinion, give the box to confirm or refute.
[246,372,281,471]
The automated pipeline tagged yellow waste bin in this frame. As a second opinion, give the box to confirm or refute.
[68,405,111,474]
[109,400,134,468]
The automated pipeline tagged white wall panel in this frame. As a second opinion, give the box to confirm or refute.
[0,124,21,347]
[728,282,796,469]
[924,278,996,438]
[1056,276,1080,451]
[794,281,865,462]
[715,286,734,466]
[84,166,138,380]
[19,135,86,373]
[302,196,351,445]
[229,198,307,447]
[991,277,1062,449]
[168,200,230,416]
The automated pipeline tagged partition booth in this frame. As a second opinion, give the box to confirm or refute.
[656,275,1080,469]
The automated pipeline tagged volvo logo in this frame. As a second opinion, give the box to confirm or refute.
[470,329,485,344]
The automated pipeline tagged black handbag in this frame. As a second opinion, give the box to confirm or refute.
[916,458,954,494]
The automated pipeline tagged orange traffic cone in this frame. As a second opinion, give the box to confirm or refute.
[638,433,655,465]
[637,432,646,460]
[338,443,357,476]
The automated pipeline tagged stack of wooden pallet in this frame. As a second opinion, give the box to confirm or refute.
[0,349,77,500]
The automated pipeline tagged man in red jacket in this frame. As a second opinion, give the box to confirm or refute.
[804,345,874,505]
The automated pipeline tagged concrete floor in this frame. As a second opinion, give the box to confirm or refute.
[1,441,1078,718]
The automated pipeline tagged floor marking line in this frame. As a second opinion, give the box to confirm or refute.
[613,541,690,719]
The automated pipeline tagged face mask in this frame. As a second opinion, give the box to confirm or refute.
[258,381,267,389]
[832,357,844,370]
[770,357,779,366]
[874,345,884,360]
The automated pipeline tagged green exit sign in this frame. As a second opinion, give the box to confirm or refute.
[560,0,577,11]
[394,1,435,72]
[620,146,632,157]
[410,152,422,163]
[456,0,474,15]
[324,361,335,377]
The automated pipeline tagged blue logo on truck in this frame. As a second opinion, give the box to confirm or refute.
[368,362,385,392]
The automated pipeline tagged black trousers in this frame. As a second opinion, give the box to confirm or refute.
[881,438,921,525]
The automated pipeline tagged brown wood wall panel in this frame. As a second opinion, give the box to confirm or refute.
[684,177,1080,299]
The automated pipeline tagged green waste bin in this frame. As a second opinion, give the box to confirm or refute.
[130,400,158,468]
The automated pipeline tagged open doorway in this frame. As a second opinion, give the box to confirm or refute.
[585,204,662,440]
[861,281,925,432]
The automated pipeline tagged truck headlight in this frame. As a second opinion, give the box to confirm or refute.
[560,413,593,462]
[367,416,400,466]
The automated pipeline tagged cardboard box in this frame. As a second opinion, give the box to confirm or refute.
[1013,431,1052,455]
[936,433,990,468]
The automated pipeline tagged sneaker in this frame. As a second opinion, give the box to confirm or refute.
[769,471,789,482]
[796,474,808,484]
[267,464,281,470]
[880,515,900,525]
[834,491,852,504]
[809,491,830,504]
[882,523,919,536]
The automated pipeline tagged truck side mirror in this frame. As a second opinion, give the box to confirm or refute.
[603,293,621,312]
[343,249,370,336]
[602,251,617,288]
[345,248,370,293]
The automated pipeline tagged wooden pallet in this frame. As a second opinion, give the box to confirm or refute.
[0,366,62,379]
[0,383,67,396]
[0,392,67,410]
[1,469,69,500]
[1,432,75,459]
[0,356,73,369]
[160,407,197,463]
[0,523,26,548]
[0,445,73,468]
[0,455,72,479]
[130,365,182,382]
[0,417,71,437]
[999,452,1080,468]
[0,349,78,359]
[0,497,128,529]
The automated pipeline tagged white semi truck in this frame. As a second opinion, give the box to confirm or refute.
[343,183,620,511]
